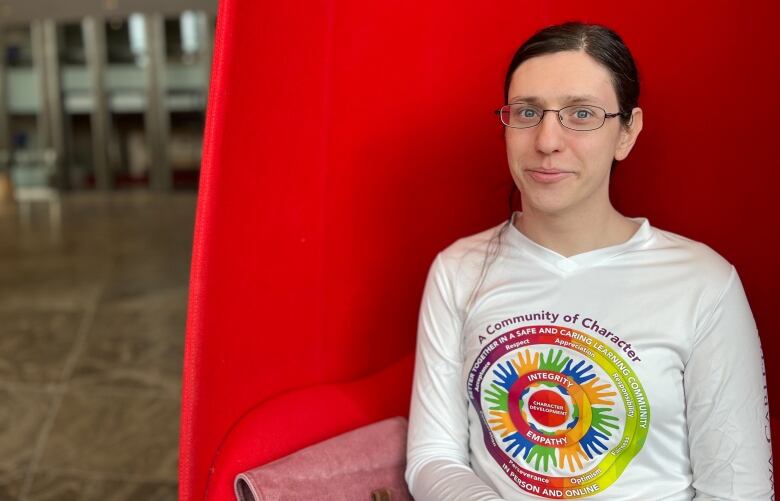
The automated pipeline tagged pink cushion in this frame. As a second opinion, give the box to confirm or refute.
[234,417,411,501]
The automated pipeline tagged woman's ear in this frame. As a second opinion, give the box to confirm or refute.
[614,107,643,161]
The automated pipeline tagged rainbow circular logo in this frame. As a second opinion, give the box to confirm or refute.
[468,325,650,499]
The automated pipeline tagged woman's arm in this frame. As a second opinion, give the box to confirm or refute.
[684,267,773,500]
[405,253,505,501]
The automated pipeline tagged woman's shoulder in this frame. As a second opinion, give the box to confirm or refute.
[646,222,735,281]
[437,219,511,266]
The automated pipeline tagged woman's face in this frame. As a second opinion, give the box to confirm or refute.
[505,50,642,218]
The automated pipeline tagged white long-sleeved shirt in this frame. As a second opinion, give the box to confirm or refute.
[406,213,773,500]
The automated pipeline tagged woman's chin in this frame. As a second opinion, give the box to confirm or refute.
[521,195,575,217]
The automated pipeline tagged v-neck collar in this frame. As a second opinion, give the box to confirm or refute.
[504,211,653,274]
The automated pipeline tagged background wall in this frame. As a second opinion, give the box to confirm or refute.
[181,0,780,498]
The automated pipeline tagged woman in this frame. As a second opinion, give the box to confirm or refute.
[405,22,773,500]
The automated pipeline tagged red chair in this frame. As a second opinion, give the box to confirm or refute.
[179,1,780,499]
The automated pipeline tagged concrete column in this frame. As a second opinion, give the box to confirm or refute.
[83,16,112,190]
[0,28,10,159]
[41,18,68,189]
[200,11,214,104]
[144,13,170,191]
[30,20,49,150]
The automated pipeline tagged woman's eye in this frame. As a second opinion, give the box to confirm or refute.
[567,107,603,121]
[573,108,593,119]
[514,107,539,119]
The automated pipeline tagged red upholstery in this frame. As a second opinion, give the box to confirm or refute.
[213,355,412,500]
[180,1,780,499]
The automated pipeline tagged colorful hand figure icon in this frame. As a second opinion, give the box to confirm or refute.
[493,361,519,391]
[581,377,617,406]
[488,410,517,437]
[539,349,570,372]
[590,407,620,437]
[527,445,557,472]
[559,443,589,473]
[511,349,539,376]
[562,359,596,384]
[580,427,610,459]
[484,384,508,411]
[503,431,534,460]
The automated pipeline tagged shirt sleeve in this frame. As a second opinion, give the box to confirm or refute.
[684,266,774,500]
[405,253,505,501]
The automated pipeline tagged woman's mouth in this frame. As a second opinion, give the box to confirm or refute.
[526,169,573,184]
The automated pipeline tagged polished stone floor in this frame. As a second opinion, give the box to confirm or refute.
[0,191,195,500]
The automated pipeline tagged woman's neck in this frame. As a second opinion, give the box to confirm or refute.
[514,204,640,258]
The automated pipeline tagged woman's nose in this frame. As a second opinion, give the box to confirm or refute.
[534,111,564,154]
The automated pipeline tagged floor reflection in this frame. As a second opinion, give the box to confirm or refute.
[0,191,194,501]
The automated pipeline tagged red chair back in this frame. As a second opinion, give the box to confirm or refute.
[180,1,780,499]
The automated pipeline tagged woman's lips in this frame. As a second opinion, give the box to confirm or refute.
[526,169,573,184]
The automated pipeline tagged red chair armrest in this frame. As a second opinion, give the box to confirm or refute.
[204,353,414,500]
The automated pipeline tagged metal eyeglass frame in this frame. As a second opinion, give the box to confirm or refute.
[495,104,631,131]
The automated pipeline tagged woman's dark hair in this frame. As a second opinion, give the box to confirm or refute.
[504,22,639,127]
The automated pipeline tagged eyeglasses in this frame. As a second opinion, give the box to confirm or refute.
[495,103,630,131]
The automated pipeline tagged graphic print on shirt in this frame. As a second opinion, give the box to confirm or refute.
[467,322,650,499]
